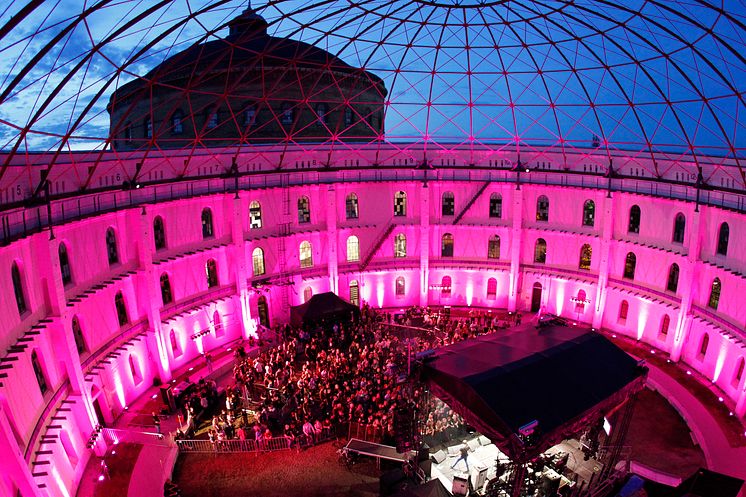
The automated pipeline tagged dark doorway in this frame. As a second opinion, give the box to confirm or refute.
[530,283,543,313]
[257,296,270,328]
[92,398,106,427]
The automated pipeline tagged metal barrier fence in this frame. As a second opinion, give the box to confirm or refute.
[102,427,174,447]
[175,427,336,454]
[348,422,385,444]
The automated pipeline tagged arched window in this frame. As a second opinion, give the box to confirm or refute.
[124,121,133,143]
[11,262,26,316]
[395,276,406,296]
[347,236,360,262]
[153,216,166,250]
[299,241,313,268]
[488,235,500,259]
[171,110,183,134]
[298,196,311,224]
[106,227,119,265]
[660,314,670,338]
[394,234,407,258]
[201,208,214,239]
[115,291,128,326]
[213,310,223,338]
[170,329,181,357]
[31,350,48,395]
[666,264,680,293]
[206,109,218,129]
[349,280,360,306]
[534,238,547,263]
[618,300,629,323]
[281,103,293,125]
[160,273,173,305]
[717,222,729,256]
[394,191,407,217]
[249,201,262,229]
[628,205,641,234]
[582,200,595,227]
[252,248,265,276]
[441,233,454,257]
[144,117,152,138]
[442,192,455,216]
[303,286,313,303]
[734,358,745,387]
[441,276,452,297]
[59,243,72,285]
[672,213,686,243]
[315,103,327,125]
[579,244,592,270]
[699,333,709,359]
[345,193,359,220]
[129,354,142,384]
[487,278,497,299]
[71,315,86,354]
[244,105,257,127]
[623,252,636,280]
[344,106,353,126]
[536,195,549,221]
[708,278,721,310]
[489,193,502,218]
[206,259,219,287]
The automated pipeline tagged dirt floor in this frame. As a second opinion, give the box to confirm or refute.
[173,441,383,497]
[626,387,706,477]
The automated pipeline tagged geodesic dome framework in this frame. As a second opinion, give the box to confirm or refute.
[0,0,744,189]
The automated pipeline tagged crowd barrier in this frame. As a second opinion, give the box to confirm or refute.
[175,427,335,454]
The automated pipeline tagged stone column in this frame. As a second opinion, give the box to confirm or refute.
[671,208,703,362]
[508,187,523,312]
[593,194,615,329]
[229,194,253,338]
[326,186,339,295]
[419,184,430,307]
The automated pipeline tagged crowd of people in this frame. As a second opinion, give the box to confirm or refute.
[172,304,520,450]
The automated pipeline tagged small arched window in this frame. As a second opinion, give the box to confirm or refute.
[71,315,86,354]
[129,354,142,384]
[298,196,311,224]
[347,235,360,262]
[59,243,72,285]
[487,278,497,299]
[160,273,173,305]
[672,213,686,244]
[106,227,119,266]
[659,314,670,338]
[717,222,729,256]
[582,200,595,227]
[252,248,265,276]
[249,201,262,229]
[206,259,219,287]
[115,291,128,327]
[394,191,407,217]
[441,233,454,257]
[144,117,152,138]
[623,252,636,280]
[618,300,629,323]
[281,103,293,125]
[534,238,547,263]
[213,310,223,338]
[11,262,27,316]
[699,333,710,359]
[201,208,214,239]
[489,193,502,219]
[628,205,641,234]
[344,106,353,127]
[153,216,166,250]
[708,277,721,310]
[299,241,313,268]
[303,286,313,303]
[244,105,257,128]
[345,193,359,220]
[206,109,219,129]
[170,329,181,357]
[315,103,327,125]
[442,192,455,216]
[579,244,592,270]
[441,276,452,297]
[349,280,360,306]
[536,195,549,222]
[488,235,500,259]
[31,350,48,395]
[395,276,406,296]
[394,233,407,258]
[666,264,680,293]
[733,358,745,387]
[171,110,183,135]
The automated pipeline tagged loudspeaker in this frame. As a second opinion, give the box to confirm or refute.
[431,450,447,464]
[452,475,469,496]
[160,385,175,412]
[419,459,432,478]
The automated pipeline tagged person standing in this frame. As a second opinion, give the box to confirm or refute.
[152,411,161,434]
[450,442,470,472]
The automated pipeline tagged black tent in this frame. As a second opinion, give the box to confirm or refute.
[289,291,360,327]
[421,326,646,462]
[391,478,452,497]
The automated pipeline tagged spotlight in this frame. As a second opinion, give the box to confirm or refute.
[189,367,194,371]
[111,450,116,455]
[650,350,655,354]
[151,394,158,399]
[124,406,129,410]
[98,475,105,482]
[718,397,724,402]
[686,371,692,375]
[612,334,617,338]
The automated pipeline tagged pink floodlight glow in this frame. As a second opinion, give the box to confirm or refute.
[713,343,729,383]
[466,281,474,307]
[637,304,649,341]
[112,369,126,409]
[376,281,385,308]
[554,281,566,316]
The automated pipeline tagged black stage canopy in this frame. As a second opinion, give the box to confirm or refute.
[421,326,646,462]
[289,291,360,327]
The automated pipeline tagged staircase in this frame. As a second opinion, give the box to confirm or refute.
[360,223,396,271]
[453,181,491,224]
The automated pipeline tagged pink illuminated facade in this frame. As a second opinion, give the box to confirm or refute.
[0,151,745,496]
